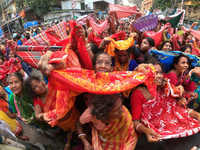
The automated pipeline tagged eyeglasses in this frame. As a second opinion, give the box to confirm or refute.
[96,60,112,67]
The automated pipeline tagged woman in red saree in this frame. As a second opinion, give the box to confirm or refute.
[76,94,138,150]
[131,63,200,144]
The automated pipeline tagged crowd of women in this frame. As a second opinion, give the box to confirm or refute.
[1,10,200,150]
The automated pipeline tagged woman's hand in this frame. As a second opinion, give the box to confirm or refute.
[87,27,93,36]
[101,38,112,47]
[144,128,161,142]
[45,29,61,39]
[21,117,29,124]
[42,113,53,123]
[177,97,187,108]
[191,67,200,76]
[160,78,168,88]
[84,143,94,150]
[76,25,86,42]
[136,63,153,74]
[177,85,184,97]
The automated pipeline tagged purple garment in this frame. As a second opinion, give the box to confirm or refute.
[6,46,9,60]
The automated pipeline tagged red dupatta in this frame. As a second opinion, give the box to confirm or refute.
[88,31,126,47]
[69,20,93,70]
[143,23,171,46]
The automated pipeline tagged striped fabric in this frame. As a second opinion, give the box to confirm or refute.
[92,106,138,150]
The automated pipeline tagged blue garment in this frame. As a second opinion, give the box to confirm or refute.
[167,33,171,39]
[112,57,138,71]
[4,87,13,113]
[17,40,23,45]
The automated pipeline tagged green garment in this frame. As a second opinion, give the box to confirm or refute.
[160,12,183,28]
[9,91,52,131]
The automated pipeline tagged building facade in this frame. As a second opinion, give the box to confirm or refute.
[141,0,153,15]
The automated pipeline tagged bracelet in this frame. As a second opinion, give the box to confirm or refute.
[38,113,43,121]
[189,69,193,77]
[136,123,142,131]
[78,133,86,138]
[65,144,70,147]
[188,109,193,116]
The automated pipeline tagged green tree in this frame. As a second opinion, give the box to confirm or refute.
[150,0,173,12]
[15,0,56,17]
[187,0,200,25]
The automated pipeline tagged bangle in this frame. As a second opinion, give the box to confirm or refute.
[65,144,70,147]
[78,133,86,138]
[136,123,142,131]
[188,109,193,116]
[38,113,43,121]
[189,69,193,77]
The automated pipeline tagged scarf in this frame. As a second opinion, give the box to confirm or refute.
[143,23,171,46]
[88,31,126,47]
[105,35,135,57]
[92,106,138,150]
[89,19,109,36]
[109,4,141,18]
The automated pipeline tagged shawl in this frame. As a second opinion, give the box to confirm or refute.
[0,58,22,80]
[141,83,200,140]
[105,35,135,57]
[89,19,109,36]
[150,50,200,73]
[160,12,183,28]
[92,106,138,150]
[191,73,200,104]
[109,4,141,18]
[170,34,181,51]
[143,23,171,46]
[183,26,200,40]
[76,14,96,26]
[88,31,126,47]
[24,21,68,46]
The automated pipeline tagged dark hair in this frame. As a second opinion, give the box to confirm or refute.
[145,55,165,72]
[170,54,190,70]
[25,76,41,98]
[15,34,21,40]
[180,44,192,53]
[114,46,132,55]
[145,37,155,47]
[160,41,173,50]
[25,33,30,39]
[90,94,121,120]
[7,72,23,85]
[92,52,111,69]
[0,55,5,62]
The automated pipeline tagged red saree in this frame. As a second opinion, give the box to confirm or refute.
[141,82,200,140]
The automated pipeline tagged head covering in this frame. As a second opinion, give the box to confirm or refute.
[105,33,136,56]
[12,33,17,39]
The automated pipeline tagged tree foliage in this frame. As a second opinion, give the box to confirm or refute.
[150,0,173,12]
[15,0,56,17]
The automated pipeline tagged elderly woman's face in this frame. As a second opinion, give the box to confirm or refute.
[95,54,113,73]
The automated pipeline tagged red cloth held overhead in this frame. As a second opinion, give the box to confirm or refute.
[109,4,142,18]
[89,19,109,36]
[143,23,171,46]
[69,20,93,70]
